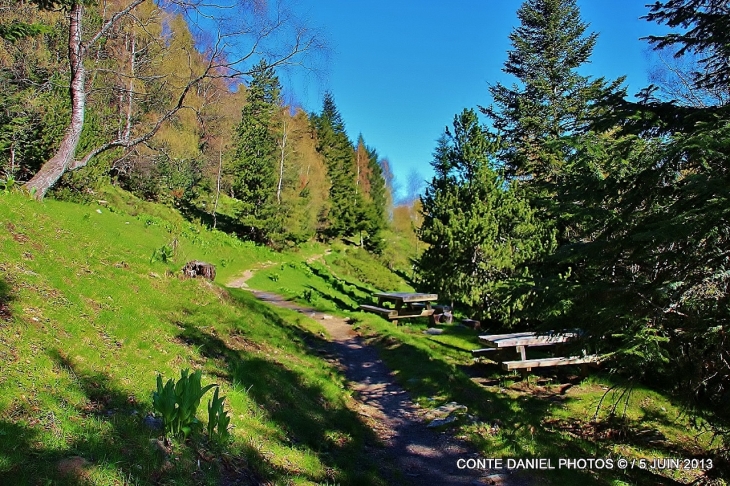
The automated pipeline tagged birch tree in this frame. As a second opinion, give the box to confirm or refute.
[21,0,322,199]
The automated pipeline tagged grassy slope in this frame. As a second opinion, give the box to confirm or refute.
[248,245,728,486]
[1,189,726,485]
[0,189,387,485]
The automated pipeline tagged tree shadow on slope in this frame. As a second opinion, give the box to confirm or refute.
[2,350,202,485]
[307,264,373,304]
[0,348,282,486]
[178,200,241,236]
[365,334,630,485]
[175,315,392,485]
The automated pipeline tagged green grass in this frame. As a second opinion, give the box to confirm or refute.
[1,188,726,485]
[241,244,729,485]
[0,190,390,485]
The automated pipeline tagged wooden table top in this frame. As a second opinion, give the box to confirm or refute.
[478,330,580,348]
[374,292,439,302]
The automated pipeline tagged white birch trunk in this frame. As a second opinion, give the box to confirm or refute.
[25,2,86,200]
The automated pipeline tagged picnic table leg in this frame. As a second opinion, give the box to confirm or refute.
[515,345,531,376]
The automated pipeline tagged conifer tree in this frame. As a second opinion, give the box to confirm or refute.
[482,0,621,191]
[417,109,551,322]
[556,0,730,414]
[231,60,283,243]
[312,92,363,239]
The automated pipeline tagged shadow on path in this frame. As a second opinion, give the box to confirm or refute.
[244,290,525,486]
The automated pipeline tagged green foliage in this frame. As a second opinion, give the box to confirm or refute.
[0,174,16,192]
[312,92,364,240]
[206,387,231,442]
[417,109,554,322]
[0,21,52,42]
[644,0,730,92]
[152,369,217,440]
[231,60,284,244]
[150,243,174,263]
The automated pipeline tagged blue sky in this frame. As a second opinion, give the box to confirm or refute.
[283,1,669,201]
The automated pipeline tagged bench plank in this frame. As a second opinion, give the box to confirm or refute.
[501,355,599,371]
[359,304,397,318]
[479,330,581,348]
[360,304,435,319]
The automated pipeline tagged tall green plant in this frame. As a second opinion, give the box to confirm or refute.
[417,109,553,323]
[152,369,216,440]
[231,60,284,243]
[207,387,231,442]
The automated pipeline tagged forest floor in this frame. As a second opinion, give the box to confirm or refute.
[228,275,534,486]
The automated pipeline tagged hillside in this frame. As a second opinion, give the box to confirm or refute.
[1,189,727,485]
[0,189,395,485]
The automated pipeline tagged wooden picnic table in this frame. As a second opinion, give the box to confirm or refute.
[473,330,598,373]
[360,292,439,325]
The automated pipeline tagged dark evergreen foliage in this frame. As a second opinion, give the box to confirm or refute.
[417,109,552,322]
[231,60,284,243]
[644,0,730,92]
[312,92,364,240]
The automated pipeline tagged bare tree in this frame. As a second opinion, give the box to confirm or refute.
[24,0,323,199]
[647,45,730,107]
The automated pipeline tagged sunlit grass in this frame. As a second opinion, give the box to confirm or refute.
[1,188,726,485]
[0,190,387,485]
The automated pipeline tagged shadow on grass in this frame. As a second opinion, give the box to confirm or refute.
[2,351,169,485]
[0,348,276,485]
[0,276,14,321]
[174,301,390,485]
[305,284,360,312]
[178,201,240,236]
[364,333,686,485]
[392,267,418,289]
[307,264,372,306]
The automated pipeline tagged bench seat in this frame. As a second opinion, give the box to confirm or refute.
[359,304,398,318]
[359,304,435,321]
[471,348,499,357]
[501,355,599,371]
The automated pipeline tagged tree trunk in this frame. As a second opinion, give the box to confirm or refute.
[212,148,222,229]
[277,120,287,204]
[25,2,87,200]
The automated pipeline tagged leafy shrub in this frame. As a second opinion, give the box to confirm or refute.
[152,369,216,440]
[301,288,316,303]
[0,175,16,193]
[151,244,174,263]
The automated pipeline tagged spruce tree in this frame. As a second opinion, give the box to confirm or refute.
[557,1,730,414]
[363,144,388,253]
[231,60,283,243]
[417,109,551,322]
[312,92,363,239]
[482,0,621,190]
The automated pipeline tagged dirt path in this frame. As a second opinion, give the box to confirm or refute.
[239,288,529,486]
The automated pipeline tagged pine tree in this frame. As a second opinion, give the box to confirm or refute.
[312,92,363,239]
[417,109,551,322]
[482,0,622,190]
[231,60,283,243]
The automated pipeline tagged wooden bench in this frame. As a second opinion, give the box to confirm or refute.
[471,348,499,358]
[359,304,397,319]
[501,355,600,371]
[359,304,435,324]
